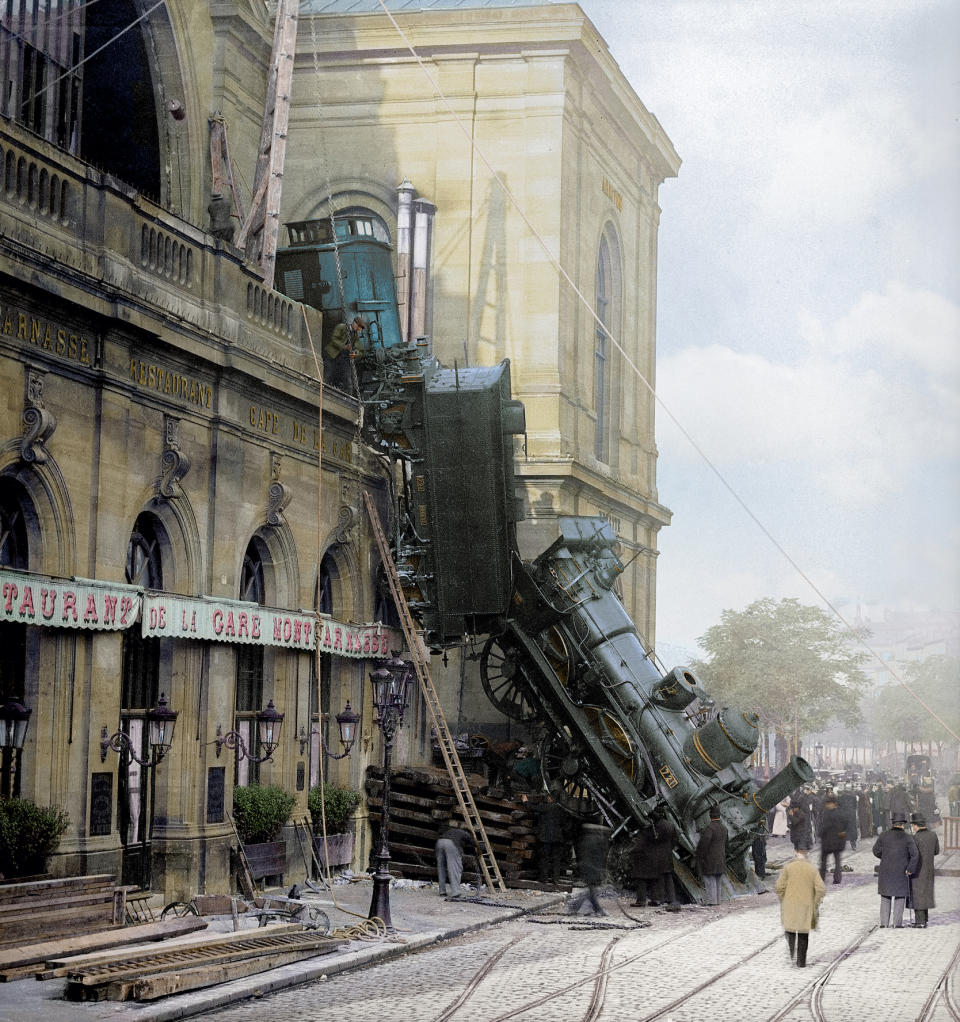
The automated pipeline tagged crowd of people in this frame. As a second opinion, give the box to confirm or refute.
[430,775,943,958]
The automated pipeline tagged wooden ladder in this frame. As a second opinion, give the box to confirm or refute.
[362,491,507,895]
[235,0,299,288]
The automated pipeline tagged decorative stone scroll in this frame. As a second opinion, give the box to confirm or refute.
[20,368,57,464]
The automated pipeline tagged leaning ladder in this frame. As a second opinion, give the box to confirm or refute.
[363,491,507,895]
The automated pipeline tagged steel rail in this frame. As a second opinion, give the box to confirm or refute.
[917,938,960,1022]
[765,923,878,1022]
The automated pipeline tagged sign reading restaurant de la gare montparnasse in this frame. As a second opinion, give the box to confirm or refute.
[0,568,401,658]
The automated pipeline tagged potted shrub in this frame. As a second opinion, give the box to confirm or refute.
[308,783,361,869]
[0,798,69,879]
[232,784,295,885]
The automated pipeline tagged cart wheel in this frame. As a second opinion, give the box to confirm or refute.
[300,906,331,933]
[161,900,199,919]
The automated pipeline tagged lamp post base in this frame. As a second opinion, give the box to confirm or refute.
[368,867,393,931]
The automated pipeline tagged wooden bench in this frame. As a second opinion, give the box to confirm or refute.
[0,875,124,949]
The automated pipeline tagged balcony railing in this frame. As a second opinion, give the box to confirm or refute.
[0,121,316,377]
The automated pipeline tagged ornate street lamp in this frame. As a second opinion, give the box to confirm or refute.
[101,693,178,766]
[297,700,360,759]
[0,698,32,751]
[215,699,284,762]
[100,693,178,891]
[368,655,413,930]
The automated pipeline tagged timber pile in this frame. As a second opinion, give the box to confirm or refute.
[63,926,343,1002]
[365,765,571,887]
[0,915,209,982]
[0,875,126,950]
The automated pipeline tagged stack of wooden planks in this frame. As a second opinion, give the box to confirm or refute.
[365,765,572,887]
[62,926,344,1001]
[0,915,209,982]
[0,874,127,950]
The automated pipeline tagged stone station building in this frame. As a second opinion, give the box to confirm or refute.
[0,0,678,901]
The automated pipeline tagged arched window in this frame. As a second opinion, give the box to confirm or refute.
[0,481,30,797]
[235,538,267,786]
[309,552,338,788]
[118,514,165,879]
[594,225,622,463]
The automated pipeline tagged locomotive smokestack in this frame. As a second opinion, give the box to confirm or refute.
[753,756,815,812]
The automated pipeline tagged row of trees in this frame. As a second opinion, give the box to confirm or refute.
[686,597,958,773]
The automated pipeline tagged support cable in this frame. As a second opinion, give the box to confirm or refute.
[370,0,958,743]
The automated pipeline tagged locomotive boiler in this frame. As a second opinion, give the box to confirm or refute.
[275,217,813,896]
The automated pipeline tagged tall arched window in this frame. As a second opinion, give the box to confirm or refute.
[0,480,31,797]
[118,513,164,882]
[594,225,622,464]
[235,538,267,786]
[309,552,338,788]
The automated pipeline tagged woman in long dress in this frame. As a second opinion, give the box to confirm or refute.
[773,800,789,837]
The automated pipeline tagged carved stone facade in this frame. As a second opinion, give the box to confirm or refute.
[0,1,677,898]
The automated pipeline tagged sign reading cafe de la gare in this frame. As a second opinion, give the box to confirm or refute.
[0,568,400,659]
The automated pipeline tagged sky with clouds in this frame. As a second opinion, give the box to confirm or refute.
[577,0,960,659]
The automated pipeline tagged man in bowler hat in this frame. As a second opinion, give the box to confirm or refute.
[872,811,919,927]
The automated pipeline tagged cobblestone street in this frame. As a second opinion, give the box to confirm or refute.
[201,845,959,1022]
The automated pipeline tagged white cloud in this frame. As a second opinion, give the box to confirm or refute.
[657,285,960,508]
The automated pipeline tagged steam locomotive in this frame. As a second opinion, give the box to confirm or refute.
[275,217,812,898]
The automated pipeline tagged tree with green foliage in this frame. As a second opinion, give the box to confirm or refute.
[692,597,869,759]
[864,655,959,750]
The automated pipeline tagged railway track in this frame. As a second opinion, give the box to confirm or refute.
[916,939,960,1022]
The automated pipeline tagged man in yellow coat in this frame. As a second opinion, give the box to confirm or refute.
[775,847,825,967]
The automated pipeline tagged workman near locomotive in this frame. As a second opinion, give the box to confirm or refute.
[872,811,919,928]
[908,813,940,928]
[695,806,727,906]
[751,825,768,879]
[631,809,681,910]
[775,847,825,968]
[435,823,476,899]
[531,794,571,885]
[567,822,610,917]
[818,793,846,885]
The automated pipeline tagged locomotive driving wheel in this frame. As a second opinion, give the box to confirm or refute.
[538,721,629,827]
[480,634,541,723]
[539,626,579,699]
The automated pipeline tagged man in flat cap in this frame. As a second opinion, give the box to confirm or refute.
[909,812,939,928]
[872,811,919,928]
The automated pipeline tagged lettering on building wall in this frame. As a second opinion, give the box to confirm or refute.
[1,301,94,366]
[131,359,212,409]
[291,420,353,465]
[602,177,623,213]
[249,405,280,434]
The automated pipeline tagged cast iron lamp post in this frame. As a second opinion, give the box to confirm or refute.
[0,698,32,798]
[368,655,413,930]
[297,701,360,759]
[100,693,178,889]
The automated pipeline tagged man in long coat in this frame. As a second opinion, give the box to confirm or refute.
[858,787,874,839]
[818,793,846,884]
[787,798,811,851]
[872,811,919,927]
[695,806,727,906]
[631,810,681,910]
[567,823,610,916]
[909,812,940,928]
[838,787,859,849]
[775,847,825,967]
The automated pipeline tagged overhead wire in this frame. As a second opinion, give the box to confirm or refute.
[368,0,958,744]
